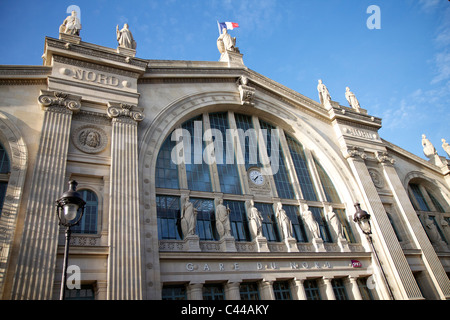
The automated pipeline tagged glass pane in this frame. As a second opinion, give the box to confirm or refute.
[208,112,242,195]
[234,113,261,169]
[314,157,341,203]
[254,202,280,242]
[0,143,10,174]
[283,204,308,242]
[182,116,212,192]
[156,195,181,240]
[72,190,98,234]
[190,198,215,241]
[409,183,430,211]
[224,200,251,241]
[259,120,294,199]
[285,134,317,201]
[155,135,179,189]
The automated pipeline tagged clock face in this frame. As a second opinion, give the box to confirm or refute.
[249,169,264,185]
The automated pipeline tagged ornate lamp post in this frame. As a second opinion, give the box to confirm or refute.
[55,180,86,300]
[353,203,395,300]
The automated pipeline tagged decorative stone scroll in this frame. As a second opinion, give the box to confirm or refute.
[344,146,367,160]
[107,102,144,123]
[375,151,396,165]
[38,90,81,113]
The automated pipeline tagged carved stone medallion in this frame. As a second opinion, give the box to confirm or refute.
[368,169,384,189]
[72,125,108,154]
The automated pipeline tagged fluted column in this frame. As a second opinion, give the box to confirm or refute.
[344,147,422,300]
[11,91,81,300]
[107,103,144,300]
[376,151,450,299]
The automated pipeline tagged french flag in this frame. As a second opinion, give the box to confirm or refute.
[218,21,239,33]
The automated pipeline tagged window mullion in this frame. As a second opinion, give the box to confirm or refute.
[304,149,326,203]
[278,129,303,200]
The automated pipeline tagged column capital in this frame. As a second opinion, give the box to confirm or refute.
[343,146,367,161]
[375,151,396,166]
[38,90,81,113]
[107,102,144,124]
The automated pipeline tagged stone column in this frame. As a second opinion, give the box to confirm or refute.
[347,277,363,300]
[260,280,275,300]
[11,91,81,300]
[293,279,308,300]
[106,103,144,299]
[321,277,336,300]
[225,282,241,300]
[376,151,450,299]
[188,283,203,300]
[344,147,422,300]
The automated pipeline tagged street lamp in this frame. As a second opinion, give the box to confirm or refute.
[353,203,395,300]
[55,180,86,300]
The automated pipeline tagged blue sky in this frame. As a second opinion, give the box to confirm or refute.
[0,0,449,160]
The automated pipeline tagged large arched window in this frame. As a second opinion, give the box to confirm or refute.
[155,112,353,244]
[407,180,449,245]
[0,143,10,217]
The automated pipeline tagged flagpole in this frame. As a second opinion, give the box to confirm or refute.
[217,20,221,35]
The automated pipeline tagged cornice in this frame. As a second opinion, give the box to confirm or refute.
[0,65,51,78]
[44,37,148,72]
[382,138,444,174]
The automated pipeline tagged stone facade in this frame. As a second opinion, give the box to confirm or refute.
[0,30,449,300]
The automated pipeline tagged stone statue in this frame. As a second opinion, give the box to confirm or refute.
[422,134,437,159]
[217,28,239,54]
[345,87,361,112]
[442,139,450,158]
[59,10,81,36]
[215,198,231,239]
[325,206,344,240]
[301,203,320,238]
[317,80,332,107]
[423,213,441,244]
[116,23,137,49]
[275,202,293,240]
[247,200,263,239]
[180,196,197,238]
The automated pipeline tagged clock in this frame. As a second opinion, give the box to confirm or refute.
[248,168,265,185]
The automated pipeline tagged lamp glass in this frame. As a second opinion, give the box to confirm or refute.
[359,218,371,234]
[63,203,79,221]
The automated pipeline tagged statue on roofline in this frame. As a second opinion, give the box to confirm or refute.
[116,23,137,50]
[60,10,81,36]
